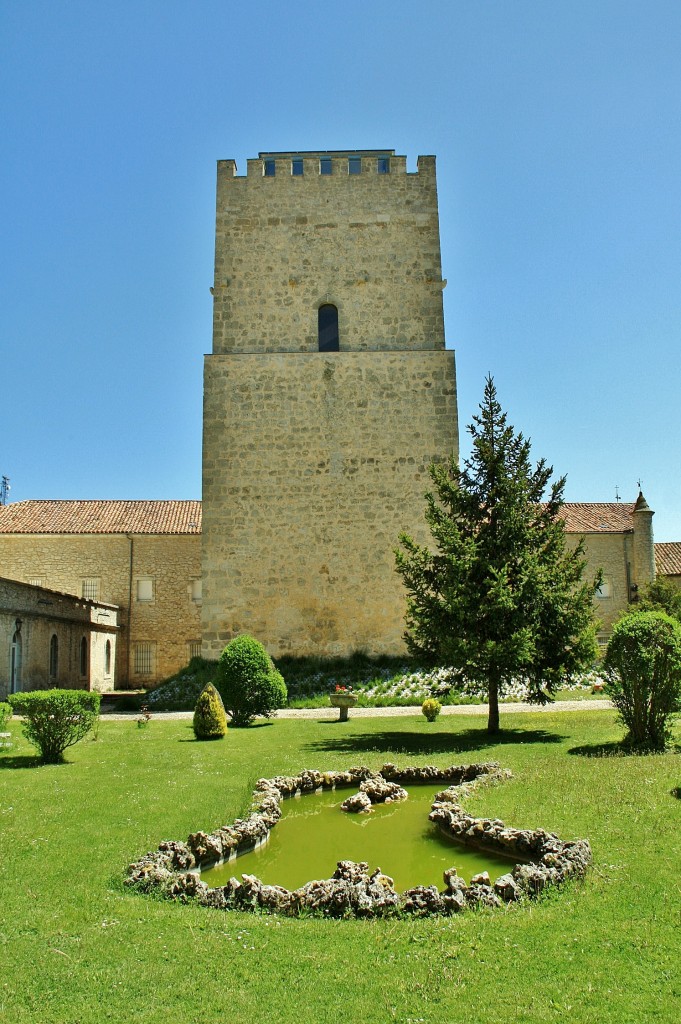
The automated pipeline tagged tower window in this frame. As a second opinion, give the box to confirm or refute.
[348,156,361,175]
[320,157,332,175]
[377,156,390,174]
[263,159,276,177]
[291,158,303,176]
[318,304,339,352]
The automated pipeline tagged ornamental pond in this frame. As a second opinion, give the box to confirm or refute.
[201,785,518,892]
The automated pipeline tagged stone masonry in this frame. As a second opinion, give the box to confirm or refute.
[202,150,459,657]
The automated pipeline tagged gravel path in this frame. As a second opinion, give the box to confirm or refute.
[101,699,612,722]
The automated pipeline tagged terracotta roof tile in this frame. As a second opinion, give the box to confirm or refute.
[655,542,681,576]
[0,498,639,537]
[559,503,636,533]
[0,500,202,535]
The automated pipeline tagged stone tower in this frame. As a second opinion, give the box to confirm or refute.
[202,149,458,658]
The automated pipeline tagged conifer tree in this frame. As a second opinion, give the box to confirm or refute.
[396,376,601,734]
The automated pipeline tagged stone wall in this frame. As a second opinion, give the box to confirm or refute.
[202,350,458,658]
[0,577,118,698]
[0,535,200,686]
[212,152,446,355]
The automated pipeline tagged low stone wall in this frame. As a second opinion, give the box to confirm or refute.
[125,762,592,918]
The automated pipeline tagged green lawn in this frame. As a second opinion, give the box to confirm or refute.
[1,708,679,1024]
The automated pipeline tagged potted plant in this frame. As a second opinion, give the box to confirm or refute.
[329,684,358,722]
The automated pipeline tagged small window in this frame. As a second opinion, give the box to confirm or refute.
[134,642,154,676]
[291,158,303,176]
[49,634,58,679]
[318,304,339,352]
[105,639,112,677]
[80,636,88,677]
[28,576,44,587]
[348,156,361,175]
[263,159,276,177]
[595,578,612,599]
[377,156,390,174]
[320,157,332,175]
[81,578,99,602]
[136,578,154,602]
[188,640,202,661]
[190,579,202,604]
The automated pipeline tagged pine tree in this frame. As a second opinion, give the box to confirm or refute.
[395,376,601,734]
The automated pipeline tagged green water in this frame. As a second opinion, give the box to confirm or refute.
[202,787,519,892]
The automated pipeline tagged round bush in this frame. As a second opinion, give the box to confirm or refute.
[215,635,287,727]
[7,689,101,763]
[604,611,681,750]
[422,697,442,722]
[193,683,227,740]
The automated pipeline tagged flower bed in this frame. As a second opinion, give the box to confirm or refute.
[125,762,592,918]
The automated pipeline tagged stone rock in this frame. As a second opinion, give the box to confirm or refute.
[341,791,373,813]
[401,885,445,916]
[494,873,520,902]
[359,778,408,804]
[470,871,491,886]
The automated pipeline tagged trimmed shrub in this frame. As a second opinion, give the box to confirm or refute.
[8,689,101,763]
[422,698,442,722]
[193,683,227,740]
[214,635,287,727]
[604,611,681,750]
[0,702,11,732]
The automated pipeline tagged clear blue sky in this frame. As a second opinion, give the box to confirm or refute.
[2,1,680,540]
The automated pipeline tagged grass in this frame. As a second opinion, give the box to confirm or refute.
[1,708,679,1023]
[145,655,602,711]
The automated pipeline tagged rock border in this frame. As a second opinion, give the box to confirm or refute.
[124,762,592,918]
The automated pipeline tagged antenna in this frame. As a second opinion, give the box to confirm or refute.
[614,485,621,503]
[0,476,9,506]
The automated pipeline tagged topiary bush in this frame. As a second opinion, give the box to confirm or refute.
[193,683,227,740]
[8,689,101,764]
[604,611,681,750]
[421,697,441,722]
[214,635,287,727]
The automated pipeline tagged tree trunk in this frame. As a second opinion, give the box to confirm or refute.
[487,677,500,734]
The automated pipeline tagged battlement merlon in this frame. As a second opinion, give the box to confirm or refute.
[216,152,436,180]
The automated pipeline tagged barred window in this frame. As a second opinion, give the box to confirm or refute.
[134,642,154,676]
[188,641,202,661]
[49,634,58,679]
[28,577,44,587]
[81,578,100,602]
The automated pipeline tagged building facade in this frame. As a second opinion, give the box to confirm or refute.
[0,501,201,688]
[202,150,459,658]
[0,576,118,699]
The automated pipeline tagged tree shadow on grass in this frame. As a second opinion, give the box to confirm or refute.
[304,726,566,758]
[672,787,681,800]
[0,753,49,769]
[569,740,681,758]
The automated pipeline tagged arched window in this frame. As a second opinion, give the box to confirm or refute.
[49,634,58,679]
[80,637,88,678]
[10,630,22,694]
[105,639,112,676]
[318,304,339,352]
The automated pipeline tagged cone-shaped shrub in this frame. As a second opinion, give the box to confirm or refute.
[192,683,227,740]
[215,634,287,727]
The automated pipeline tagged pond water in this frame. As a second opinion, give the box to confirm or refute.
[201,786,520,892]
